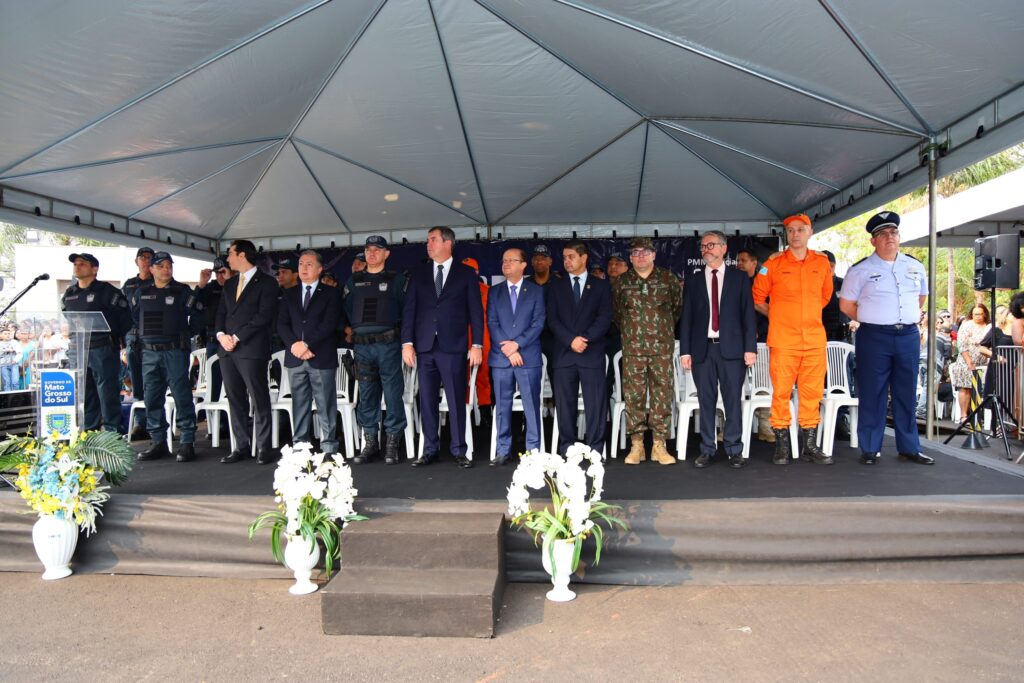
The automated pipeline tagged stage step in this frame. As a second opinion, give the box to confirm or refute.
[321,512,505,638]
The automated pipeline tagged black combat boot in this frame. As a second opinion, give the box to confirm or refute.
[383,433,402,465]
[772,428,791,465]
[799,427,833,465]
[353,431,379,464]
[138,441,170,461]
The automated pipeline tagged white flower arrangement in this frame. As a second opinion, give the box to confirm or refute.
[507,443,626,574]
[249,443,366,578]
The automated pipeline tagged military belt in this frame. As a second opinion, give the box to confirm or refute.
[353,328,399,345]
[142,341,189,351]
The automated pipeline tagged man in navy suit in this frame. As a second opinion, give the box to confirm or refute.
[402,226,484,468]
[547,241,613,456]
[679,230,757,469]
[488,248,546,465]
[277,250,343,456]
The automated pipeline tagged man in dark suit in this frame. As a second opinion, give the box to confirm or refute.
[278,250,342,456]
[488,247,545,465]
[401,226,484,468]
[679,230,757,469]
[216,239,280,465]
[547,240,613,456]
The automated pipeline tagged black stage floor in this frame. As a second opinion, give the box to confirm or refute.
[121,425,1024,501]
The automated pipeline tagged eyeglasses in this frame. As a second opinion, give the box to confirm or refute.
[501,259,524,265]
[699,242,725,251]
[873,228,900,239]
[630,249,653,257]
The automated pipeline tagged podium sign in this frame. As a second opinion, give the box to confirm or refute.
[39,370,76,438]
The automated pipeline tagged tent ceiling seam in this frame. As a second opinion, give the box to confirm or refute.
[474,0,646,118]
[656,120,840,190]
[0,138,285,182]
[551,0,929,139]
[494,120,644,224]
[0,0,335,177]
[216,0,388,241]
[632,122,650,224]
[654,116,918,137]
[293,137,486,225]
[815,0,934,134]
[291,139,350,232]
[427,0,491,225]
[656,125,780,218]
[127,140,282,219]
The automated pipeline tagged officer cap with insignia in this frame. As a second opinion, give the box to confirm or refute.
[866,211,900,235]
[629,236,654,251]
[151,251,173,266]
[136,246,155,258]
[68,253,99,267]
[212,256,229,271]
[365,235,389,249]
[533,244,552,258]
[273,255,298,272]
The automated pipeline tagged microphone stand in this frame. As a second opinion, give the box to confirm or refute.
[0,274,49,320]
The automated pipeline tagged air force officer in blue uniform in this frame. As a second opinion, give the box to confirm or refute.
[488,247,546,465]
[402,226,484,468]
[839,212,933,466]
[547,240,613,456]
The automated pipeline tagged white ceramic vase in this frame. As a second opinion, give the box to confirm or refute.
[541,537,578,602]
[32,515,78,580]
[284,534,321,595]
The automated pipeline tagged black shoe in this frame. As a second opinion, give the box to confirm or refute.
[491,453,510,467]
[256,449,279,466]
[454,455,474,469]
[728,453,745,469]
[383,433,401,465]
[772,428,791,465]
[411,452,437,467]
[898,452,935,465]
[694,452,713,468]
[220,449,247,464]
[353,431,380,465]
[130,425,150,442]
[175,443,195,463]
[798,427,833,465]
[860,452,878,465]
[138,441,170,461]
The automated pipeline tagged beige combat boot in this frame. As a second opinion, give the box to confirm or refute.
[757,410,776,443]
[651,439,676,465]
[624,433,646,465]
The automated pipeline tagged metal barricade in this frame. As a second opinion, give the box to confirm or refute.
[992,345,1023,432]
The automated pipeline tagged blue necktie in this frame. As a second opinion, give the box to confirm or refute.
[510,284,518,315]
[573,276,581,304]
[303,285,311,310]
[435,265,444,298]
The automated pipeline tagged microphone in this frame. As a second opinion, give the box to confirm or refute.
[35,273,50,281]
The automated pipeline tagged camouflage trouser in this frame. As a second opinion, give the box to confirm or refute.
[623,353,675,439]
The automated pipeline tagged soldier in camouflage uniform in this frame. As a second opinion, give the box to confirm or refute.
[612,237,682,465]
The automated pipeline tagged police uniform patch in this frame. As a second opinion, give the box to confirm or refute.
[86,293,95,303]
[379,282,388,292]
[165,296,175,305]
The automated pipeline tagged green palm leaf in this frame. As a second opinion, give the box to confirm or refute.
[73,431,135,486]
[0,436,34,472]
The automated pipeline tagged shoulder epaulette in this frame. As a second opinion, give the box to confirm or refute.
[850,256,870,268]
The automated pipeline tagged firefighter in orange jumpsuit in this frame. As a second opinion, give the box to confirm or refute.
[462,257,492,409]
[752,214,833,466]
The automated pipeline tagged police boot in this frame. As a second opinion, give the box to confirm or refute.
[772,429,791,465]
[175,443,195,463]
[139,441,170,461]
[383,433,401,465]
[651,439,676,465]
[624,434,646,465]
[799,427,833,465]
[353,431,379,465]
[129,424,150,442]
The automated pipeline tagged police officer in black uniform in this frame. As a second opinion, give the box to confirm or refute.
[122,246,155,440]
[196,256,234,403]
[132,252,204,462]
[345,235,408,465]
[61,253,132,432]
[821,250,851,343]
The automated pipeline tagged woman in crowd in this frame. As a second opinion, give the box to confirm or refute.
[948,304,992,423]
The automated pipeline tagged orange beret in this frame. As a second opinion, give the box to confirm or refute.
[461,257,479,273]
[782,213,812,228]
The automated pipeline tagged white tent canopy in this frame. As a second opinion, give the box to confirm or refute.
[1,0,1023,258]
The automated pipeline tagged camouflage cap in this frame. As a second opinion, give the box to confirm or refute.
[629,236,654,251]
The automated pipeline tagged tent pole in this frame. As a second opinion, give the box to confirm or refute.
[925,140,939,440]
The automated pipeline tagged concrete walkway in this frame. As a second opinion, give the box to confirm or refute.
[3,573,1021,682]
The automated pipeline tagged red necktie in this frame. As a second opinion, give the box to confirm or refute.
[711,268,719,333]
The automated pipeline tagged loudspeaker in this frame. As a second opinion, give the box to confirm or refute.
[974,234,1019,290]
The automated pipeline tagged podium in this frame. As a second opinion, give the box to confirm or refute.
[37,312,111,438]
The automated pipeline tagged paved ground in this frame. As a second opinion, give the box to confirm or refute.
[3,573,1021,682]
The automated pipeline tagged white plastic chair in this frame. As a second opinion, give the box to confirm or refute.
[127,394,173,447]
[350,353,417,461]
[270,359,294,449]
[741,344,799,460]
[336,349,359,458]
[416,356,479,461]
[490,355,548,462]
[818,341,859,456]
[194,354,236,451]
[609,351,626,458]
[550,357,609,458]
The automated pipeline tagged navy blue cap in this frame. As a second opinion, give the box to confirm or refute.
[212,256,228,271]
[866,211,900,235]
[136,246,155,258]
[355,252,366,262]
[274,255,298,271]
[68,253,99,267]
[152,251,173,266]
[533,244,551,257]
[607,251,627,263]
[365,235,389,249]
